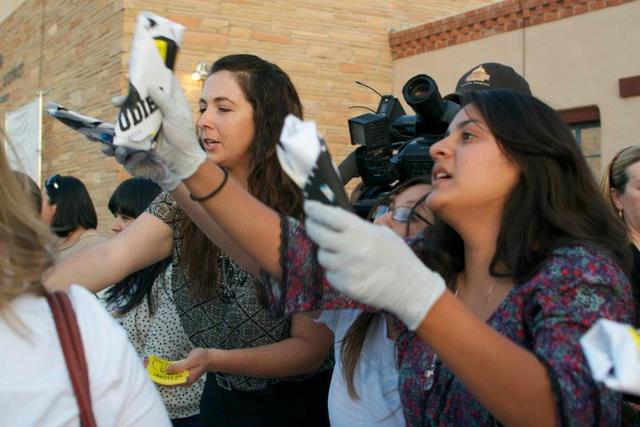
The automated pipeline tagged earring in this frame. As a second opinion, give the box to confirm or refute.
[618,209,623,219]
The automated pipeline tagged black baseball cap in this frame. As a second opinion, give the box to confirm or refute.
[444,62,531,104]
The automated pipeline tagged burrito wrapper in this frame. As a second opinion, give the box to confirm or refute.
[580,318,640,396]
[146,355,188,386]
[114,12,184,151]
[278,115,353,211]
[46,102,114,144]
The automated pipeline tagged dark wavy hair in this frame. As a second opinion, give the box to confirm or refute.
[184,54,305,297]
[421,89,629,285]
[45,174,98,238]
[104,178,169,315]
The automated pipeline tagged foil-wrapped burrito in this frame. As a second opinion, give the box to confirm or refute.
[114,12,184,151]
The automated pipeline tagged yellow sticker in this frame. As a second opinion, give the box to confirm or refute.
[146,355,188,386]
[154,39,168,61]
[629,327,640,351]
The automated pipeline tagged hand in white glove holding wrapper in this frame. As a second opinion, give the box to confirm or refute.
[102,77,205,190]
[145,82,206,181]
[103,92,185,192]
[304,200,446,330]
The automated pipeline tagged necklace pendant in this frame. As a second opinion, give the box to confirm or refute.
[424,354,438,391]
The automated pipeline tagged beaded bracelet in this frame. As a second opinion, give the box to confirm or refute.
[189,167,229,202]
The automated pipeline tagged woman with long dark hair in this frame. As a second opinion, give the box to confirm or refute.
[47,55,333,427]
[102,177,169,315]
[99,178,201,426]
[145,88,631,425]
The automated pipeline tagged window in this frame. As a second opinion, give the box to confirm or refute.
[558,106,601,178]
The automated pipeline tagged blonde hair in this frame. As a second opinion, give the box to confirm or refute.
[0,133,55,311]
[601,146,640,222]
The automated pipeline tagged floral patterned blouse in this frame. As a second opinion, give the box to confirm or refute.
[259,216,633,426]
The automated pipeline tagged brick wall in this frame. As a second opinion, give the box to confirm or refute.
[390,0,635,59]
[1,0,494,233]
[0,0,124,234]
[123,0,494,154]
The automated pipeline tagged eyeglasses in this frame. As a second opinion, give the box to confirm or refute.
[372,205,431,225]
[45,174,61,195]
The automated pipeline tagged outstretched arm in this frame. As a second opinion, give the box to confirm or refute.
[44,213,173,292]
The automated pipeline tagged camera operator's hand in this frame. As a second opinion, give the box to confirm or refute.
[146,78,207,181]
[304,200,446,330]
[98,95,181,191]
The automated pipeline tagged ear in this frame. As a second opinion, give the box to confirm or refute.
[610,188,624,211]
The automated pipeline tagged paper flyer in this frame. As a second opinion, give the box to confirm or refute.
[146,355,189,386]
[45,102,114,144]
[114,12,184,151]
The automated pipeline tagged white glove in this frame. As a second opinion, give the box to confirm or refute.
[304,200,446,330]
[101,96,181,191]
[146,78,206,181]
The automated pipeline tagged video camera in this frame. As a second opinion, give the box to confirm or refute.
[339,74,460,218]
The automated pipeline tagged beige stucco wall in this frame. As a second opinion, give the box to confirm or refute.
[393,0,640,177]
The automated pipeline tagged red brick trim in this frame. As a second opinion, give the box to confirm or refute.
[557,105,600,125]
[390,0,634,60]
[619,75,640,98]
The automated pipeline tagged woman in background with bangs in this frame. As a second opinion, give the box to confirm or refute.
[99,177,203,427]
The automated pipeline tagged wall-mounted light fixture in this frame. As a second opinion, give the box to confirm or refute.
[191,61,209,81]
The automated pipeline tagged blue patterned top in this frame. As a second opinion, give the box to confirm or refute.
[259,216,633,426]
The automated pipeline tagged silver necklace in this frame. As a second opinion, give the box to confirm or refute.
[455,277,500,318]
[424,278,501,392]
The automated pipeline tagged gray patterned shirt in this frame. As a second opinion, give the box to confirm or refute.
[147,192,296,392]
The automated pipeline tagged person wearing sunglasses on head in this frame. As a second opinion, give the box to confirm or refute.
[42,174,107,259]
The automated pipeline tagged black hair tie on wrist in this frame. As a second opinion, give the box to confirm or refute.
[190,167,229,202]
